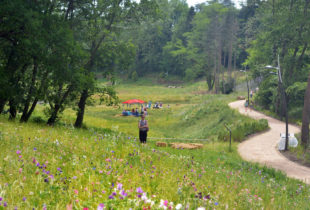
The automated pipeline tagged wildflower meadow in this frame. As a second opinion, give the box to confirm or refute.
[0,83,310,209]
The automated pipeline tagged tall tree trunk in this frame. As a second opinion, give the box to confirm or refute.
[21,70,48,122]
[47,104,61,125]
[213,49,218,93]
[9,99,17,120]
[301,73,310,147]
[0,98,7,114]
[228,40,232,79]
[73,0,124,128]
[74,89,88,128]
[47,85,73,125]
[216,43,222,94]
[20,59,38,122]
[22,98,39,122]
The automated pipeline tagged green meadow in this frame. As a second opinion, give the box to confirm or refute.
[0,82,310,209]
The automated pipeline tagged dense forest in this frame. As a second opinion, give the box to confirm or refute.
[1,0,310,145]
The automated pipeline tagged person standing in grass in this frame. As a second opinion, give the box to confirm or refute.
[138,114,148,144]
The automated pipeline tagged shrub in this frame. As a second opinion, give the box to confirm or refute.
[220,78,235,94]
[131,71,138,81]
[31,116,45,124]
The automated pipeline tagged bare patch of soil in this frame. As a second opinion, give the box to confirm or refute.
[169,143,203,149]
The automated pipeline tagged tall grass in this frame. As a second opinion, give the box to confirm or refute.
[0,82,309,209]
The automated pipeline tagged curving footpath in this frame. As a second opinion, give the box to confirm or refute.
[229,100,310,184]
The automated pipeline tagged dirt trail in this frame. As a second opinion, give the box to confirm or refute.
[229,100,310,184]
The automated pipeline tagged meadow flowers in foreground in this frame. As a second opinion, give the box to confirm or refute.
[0,119,310,209]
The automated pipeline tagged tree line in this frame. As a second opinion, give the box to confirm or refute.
[0,0,156,126]
[243,0,310,147]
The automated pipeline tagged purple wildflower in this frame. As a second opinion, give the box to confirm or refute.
[204,195,211,200]
[33,148,37,151]
[214,202,219,206]
[120,190,128,197]
[0,197,2,201]
[4,202,7,207]
[136,187,143,194]
[57,167,62,172]
[112,192,117,196]
[108,195,114,199]
[117,183,123,190]
[23,197,26,201]
[97,203,104,210]
[16,150,21,154]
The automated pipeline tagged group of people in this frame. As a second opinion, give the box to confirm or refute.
[122,107,148,117]
[153,102,163,109]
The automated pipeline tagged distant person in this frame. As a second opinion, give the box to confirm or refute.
[138,114,149,144]
[144,108,147,116]
[250,90,253,98]
[244,100,249,112]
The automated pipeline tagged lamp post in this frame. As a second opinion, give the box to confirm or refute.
[265,54,289,151]
[240,66,250,104]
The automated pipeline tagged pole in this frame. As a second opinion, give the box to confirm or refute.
[246,76,249,104]
[224,124,232,151]
[277,54,289,151]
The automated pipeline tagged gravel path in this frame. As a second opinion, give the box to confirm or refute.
[229,100,310,184]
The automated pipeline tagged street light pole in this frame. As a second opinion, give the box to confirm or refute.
[240,67,250,104]
[245,66,250,104]
[276,54,289,151]
[266,54,289,151]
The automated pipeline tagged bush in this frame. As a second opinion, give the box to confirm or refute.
[159,72,166,79]
[255,76,278,109]
[31,116,45,124]
[218,119,268,142]
[131,71,138,81]
[185,69,196,81]
[220,78,235,94]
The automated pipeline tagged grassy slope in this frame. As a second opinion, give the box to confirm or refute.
[0,81,309,209]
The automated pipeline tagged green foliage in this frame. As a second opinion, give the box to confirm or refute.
[220,78,235,94]
[130,71,138,81]
[254,76,278,110]
[245,0,310,122]
[219,119,268,142]
[98,86,119,106]
[286,82,307,108]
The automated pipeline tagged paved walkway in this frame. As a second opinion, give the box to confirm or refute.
[229,100,310,184]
